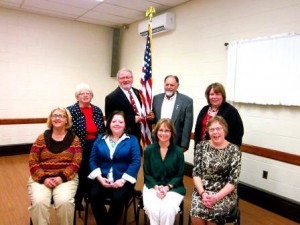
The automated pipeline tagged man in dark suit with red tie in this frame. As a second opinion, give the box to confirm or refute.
[105,68,144,150]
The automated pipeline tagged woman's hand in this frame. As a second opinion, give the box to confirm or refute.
[97,176,113,188]
[111,179,126,188]
[44,177,62,188]
[202,192,218,208]
[154,185,168,199]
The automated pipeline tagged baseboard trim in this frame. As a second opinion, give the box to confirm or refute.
[184,162,300,223]
[0,143,31,156]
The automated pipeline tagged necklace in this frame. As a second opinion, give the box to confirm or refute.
[209,106,218,112]
[109,136,118,148]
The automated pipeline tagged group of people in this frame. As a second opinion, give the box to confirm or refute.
[27,67,244,225]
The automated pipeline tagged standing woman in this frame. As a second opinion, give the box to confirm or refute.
[190,116,241,225]
[88,110,141,225]
[28,107,82,225]
[143,118,186,225]
[67,83,105,210]
[194,82,244,148]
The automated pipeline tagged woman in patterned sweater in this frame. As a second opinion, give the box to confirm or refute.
[67,83,105,210]
[28,107,82,225]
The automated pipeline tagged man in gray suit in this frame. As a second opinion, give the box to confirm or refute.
[151,75,193,151]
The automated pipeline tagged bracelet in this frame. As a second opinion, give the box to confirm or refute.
[167,184,173,190]
[199,190,206,197]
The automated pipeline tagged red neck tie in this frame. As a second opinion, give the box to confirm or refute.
[128,91,139,114]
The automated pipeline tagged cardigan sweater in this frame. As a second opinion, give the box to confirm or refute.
[67,102,105,150]
[143,142,186,195]
[194,102,244,148]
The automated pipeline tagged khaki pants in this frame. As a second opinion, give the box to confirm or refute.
[27,175,78,225]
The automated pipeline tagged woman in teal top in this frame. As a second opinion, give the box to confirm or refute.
[143,118,186,225]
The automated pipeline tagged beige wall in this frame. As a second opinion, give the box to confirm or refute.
[119,0,300,202]
[0,8,116,144]
[0,0,299,202]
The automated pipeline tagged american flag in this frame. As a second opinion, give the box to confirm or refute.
[139,24,153,148]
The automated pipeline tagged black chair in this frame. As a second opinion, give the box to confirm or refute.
[188,203,240,225]
[82,189,142,225]
[136,195,184,225]
[30,198,77,225]
[216,204,240,225]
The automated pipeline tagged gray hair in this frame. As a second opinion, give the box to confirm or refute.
[116,68,133,79]
[75,83,94,98]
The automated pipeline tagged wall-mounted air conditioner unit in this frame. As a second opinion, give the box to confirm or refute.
[138,12,175,37]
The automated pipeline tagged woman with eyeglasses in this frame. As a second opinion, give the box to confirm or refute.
[67,83,105,211]
[28,107,82,225]
[190,116,241,225]
[143,118,186,225]
[194,82,244,148]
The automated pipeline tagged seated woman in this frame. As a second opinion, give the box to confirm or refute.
[190,116,241,225]
[143,118,186,225]
[28,107,82,225]
[88,110,141,225]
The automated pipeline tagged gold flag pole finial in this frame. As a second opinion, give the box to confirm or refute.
[146,6,156,22]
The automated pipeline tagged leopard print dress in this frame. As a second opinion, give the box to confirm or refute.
[190,141,241,223]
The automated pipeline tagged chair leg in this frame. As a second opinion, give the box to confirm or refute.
[73,206,77,225]
[84,199,89,225]
[179,203,184,225]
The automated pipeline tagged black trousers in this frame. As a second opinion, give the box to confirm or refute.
[89,179,134,225]
[75,139,95,206]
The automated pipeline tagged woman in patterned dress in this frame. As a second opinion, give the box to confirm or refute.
[190,116,241,225]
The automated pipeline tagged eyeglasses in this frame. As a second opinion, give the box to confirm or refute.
[51,114,66,119]
[118,76,133,80]
[158,129,171,133]
[79,92,91,96]
[208,127,223,133]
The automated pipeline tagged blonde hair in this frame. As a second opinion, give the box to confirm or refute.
[46,107,72,129]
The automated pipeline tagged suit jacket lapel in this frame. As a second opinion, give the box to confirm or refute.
[132,88,142,106]
[156,95,164,120]
[117,87,131,106]
[171,94,182,123]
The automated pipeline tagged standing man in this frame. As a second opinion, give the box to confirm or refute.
[151,75,193,151]
[105,68,144,149]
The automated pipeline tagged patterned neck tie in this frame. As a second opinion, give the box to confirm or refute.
[128,90,139,114]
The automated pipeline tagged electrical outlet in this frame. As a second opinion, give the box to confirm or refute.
[262,170,268,179]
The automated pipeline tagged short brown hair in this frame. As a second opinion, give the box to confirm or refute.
[206,116,228,135]
[205,82,226,104]
[152,118,177,142]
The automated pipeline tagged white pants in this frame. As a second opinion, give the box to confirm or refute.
[143,185,184,225]
[27,175,78,225]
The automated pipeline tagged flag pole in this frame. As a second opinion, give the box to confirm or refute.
[146,6,155,111]
[139,6,156,148]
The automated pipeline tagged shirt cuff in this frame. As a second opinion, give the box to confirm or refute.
[122,173,137,184]
[88,168,101,180]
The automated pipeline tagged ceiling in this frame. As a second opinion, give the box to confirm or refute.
[0,0,190,28]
